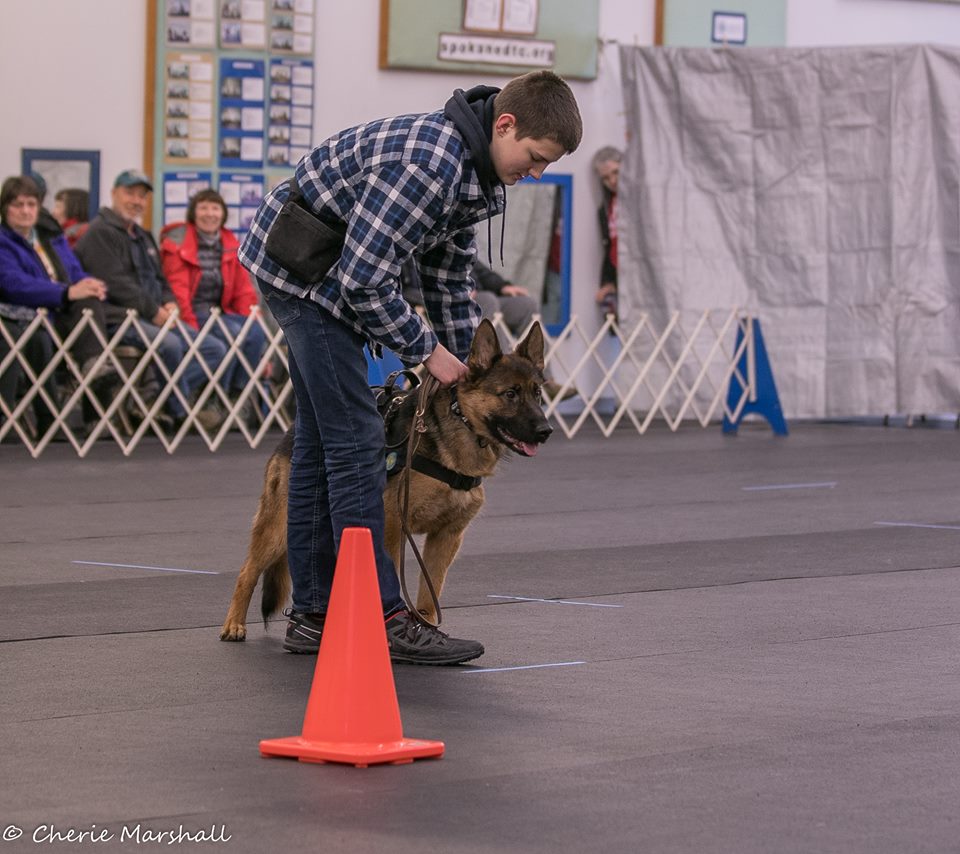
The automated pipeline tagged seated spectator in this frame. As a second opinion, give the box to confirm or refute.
[471,261,539,338]
[75,169,227,432]
[53,188,91,248]
[160,189,267,406]
[471,261,575,401]
[0,175,117,435]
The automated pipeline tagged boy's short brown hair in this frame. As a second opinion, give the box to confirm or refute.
[494,70,582,154]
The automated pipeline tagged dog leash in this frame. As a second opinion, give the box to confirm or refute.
[395,373,445,627]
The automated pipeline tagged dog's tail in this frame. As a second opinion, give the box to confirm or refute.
[252,441,293,627]
[261,559,290,626]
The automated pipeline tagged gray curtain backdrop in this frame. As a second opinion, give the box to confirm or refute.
[618,44,960,418]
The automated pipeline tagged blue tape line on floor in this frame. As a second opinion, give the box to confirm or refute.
[742,481,837,491]
[488,595,623,608]
[463,661,587,674]
[72,560,219,575]
[874,521,960,531]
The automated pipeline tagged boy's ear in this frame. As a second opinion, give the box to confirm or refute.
[494,112,517,136]
[468,319,502,373]
[514,321,545,373]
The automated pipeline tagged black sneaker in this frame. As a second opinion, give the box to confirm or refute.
[385,611,484,666]
[282,609,325,654]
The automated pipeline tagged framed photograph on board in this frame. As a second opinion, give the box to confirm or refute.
[21,148,101,222]
[655,0,785,47]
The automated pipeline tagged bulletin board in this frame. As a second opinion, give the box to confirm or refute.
[654,0,786,47]
[379,0,598,79]
[144,0,317,232]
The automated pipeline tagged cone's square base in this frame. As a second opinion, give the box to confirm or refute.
[260,735,445,767]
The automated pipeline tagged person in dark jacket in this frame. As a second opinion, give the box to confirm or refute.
[0,175,116,435]
[470,261,576,401]
[239,70,582,662]
[75,170,227,430]
[471,261,537,335]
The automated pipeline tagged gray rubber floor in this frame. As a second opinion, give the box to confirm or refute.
[2,421,959,853]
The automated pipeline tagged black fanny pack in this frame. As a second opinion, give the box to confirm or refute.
[264,180,346,284]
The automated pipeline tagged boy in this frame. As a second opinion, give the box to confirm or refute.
[239,70,582,663]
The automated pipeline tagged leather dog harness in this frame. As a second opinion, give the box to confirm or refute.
[381,372,485,628]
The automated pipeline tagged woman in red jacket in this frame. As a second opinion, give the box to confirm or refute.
[160,189,267,400]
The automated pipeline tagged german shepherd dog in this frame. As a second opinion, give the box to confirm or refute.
[220,319,552,641]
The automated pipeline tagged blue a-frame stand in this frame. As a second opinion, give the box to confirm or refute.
[722,319,789,436]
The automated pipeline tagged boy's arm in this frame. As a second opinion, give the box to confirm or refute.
[417,227,481,363]
[337,162,454,365]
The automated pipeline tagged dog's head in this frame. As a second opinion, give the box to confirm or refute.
[458,319,553,456]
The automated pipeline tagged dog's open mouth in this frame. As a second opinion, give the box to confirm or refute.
[495,427,541,457]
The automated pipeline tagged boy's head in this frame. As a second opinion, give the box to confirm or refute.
[490,71,582,186]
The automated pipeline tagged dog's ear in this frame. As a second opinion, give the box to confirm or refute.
[468,318,502,373]
[514,321,545,373]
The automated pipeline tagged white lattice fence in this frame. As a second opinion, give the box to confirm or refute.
[494,309,755,438]
[0,308,757,456]
[0,307,293,458]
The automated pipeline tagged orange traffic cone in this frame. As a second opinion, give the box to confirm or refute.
[259,527,444,767]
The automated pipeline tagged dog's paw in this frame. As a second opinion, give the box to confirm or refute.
[219,623,247,642]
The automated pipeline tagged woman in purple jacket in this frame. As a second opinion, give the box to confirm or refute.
[0,176,117,435]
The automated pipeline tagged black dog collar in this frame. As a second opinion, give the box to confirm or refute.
[449,385,487,448]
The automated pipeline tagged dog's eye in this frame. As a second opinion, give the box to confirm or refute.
[503,388,518,401]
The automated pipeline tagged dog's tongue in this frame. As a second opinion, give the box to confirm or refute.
[520,441,539,456]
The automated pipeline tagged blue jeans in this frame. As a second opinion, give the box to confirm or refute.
[257,282,404,616]
[112,320,227,418]
[195,312,267,394]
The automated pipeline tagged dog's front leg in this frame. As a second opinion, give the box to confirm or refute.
[415,528,466,623]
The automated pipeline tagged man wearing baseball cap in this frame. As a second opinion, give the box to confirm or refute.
[75,169,226,431]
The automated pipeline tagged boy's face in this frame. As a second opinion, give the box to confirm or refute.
[490,113,566,186]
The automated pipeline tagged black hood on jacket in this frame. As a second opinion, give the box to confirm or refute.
[443,84,501,207]
[443,84,507,265]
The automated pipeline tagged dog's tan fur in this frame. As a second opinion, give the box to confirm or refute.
[220,320,551,641]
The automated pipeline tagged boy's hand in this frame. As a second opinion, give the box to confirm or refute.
[424,344,468,387]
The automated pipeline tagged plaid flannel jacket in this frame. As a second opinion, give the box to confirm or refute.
[238,110,505,364]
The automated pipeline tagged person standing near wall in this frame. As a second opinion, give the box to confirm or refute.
[592,146,621,321]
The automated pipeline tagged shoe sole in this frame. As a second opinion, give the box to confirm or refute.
[389,648,485,666]
[283,641,320,654]
[281,644,483,664]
